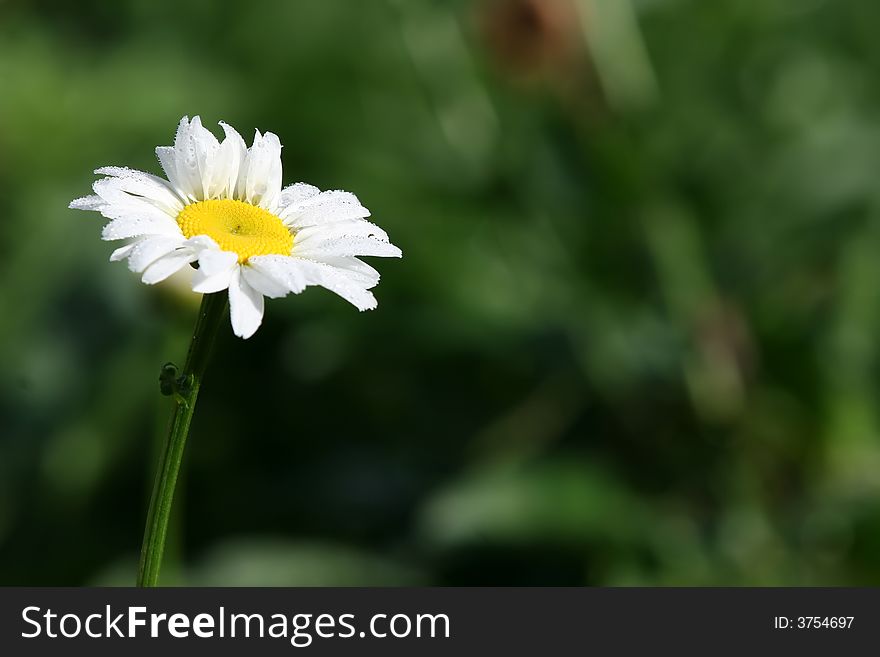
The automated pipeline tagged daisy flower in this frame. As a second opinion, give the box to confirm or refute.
[70,116,401,338]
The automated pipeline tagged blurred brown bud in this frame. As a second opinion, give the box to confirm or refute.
[478,0,585,82]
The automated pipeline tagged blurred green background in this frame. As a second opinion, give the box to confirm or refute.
[2,0,880,586]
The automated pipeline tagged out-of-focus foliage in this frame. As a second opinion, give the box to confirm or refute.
[2,0,880,585]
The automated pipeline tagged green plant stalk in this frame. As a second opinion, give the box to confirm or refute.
[137,292,227,587]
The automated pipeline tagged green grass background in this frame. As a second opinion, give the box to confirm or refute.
[2,0,880,585]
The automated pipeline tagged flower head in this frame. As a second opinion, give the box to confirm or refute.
[71,117,401,338]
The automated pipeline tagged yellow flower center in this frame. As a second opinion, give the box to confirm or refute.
[176,199,293,264]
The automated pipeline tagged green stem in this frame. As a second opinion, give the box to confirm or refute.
[137,292,227,587]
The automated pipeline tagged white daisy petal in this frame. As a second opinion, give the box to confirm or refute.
[294,219,390,245]
[303,256,381,288]
[189,116,221,199]
[279,182,320,209]
[243,130,283,211]
[247,255,308,294]
[192,249,238,294]
[156,146,184,198]
[141,250,196,285]
[228,268,265,339]
[126,236,186,273]
[92,179,181,223]
[242,263,290,299]
[69,195,105,211]
[101,211,181,241]
[158,116,220,203]
[217,122,249,199]
[92,179,145,208]
[170,117,198,197]
[293,236,402,259]
[109,241,142,262]
[94,166,184,214]
[183,234,222,253]
[293,259,379,311]
[197,248,238,276]
[280,190,370,228]
[234,130,256,201]
[193,267,236,294]
[172,117,207,202]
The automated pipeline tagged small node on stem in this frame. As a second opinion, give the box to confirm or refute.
[159,362,179,396]
[159,362,195,407]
